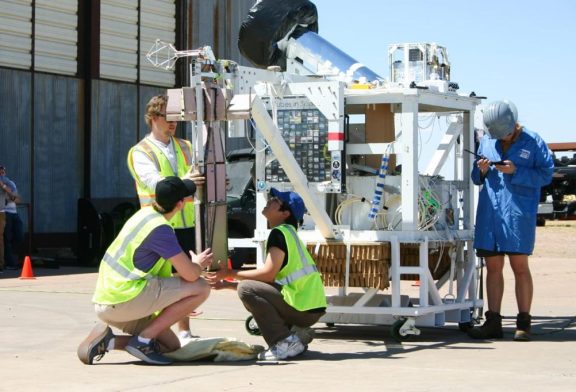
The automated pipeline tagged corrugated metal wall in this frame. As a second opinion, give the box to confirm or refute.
[184,0,254,152]
[0,67,32,205]
[0,0,32,70]
[183,0,252,76]
[140,0,176,86]
[99,0,139,82]
[34,0,78,75]
[90,80,138,199]
[0,0,78,74]
[89,82,166,199]
[0,0,255,252]
[32,73,83,232]
[99,0,176,86]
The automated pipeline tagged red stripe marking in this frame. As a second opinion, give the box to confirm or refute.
[328,133,344,141]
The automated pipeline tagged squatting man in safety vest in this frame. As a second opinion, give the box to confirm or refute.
[206,188,327,361]
[77,176,214,365]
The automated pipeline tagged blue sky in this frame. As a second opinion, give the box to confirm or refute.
[312,0,575,144]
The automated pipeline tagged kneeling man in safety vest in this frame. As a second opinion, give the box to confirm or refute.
[77,176,213,365]
[206,188,327,361]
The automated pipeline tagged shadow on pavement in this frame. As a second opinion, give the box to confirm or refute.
[0,265,98,279]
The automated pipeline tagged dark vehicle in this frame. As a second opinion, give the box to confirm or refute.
[77,149,257,268]
[537,143,576,226]
[226,148,256,268]
[77,198,139,266]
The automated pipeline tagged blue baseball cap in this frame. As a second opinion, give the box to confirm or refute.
[270,188,307,221]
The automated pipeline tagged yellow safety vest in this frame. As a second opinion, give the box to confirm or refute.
[92,207,173,305]
[127,136,195,229]
[274,224,327,311]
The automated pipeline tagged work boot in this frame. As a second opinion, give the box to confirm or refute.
[514,312,532,341]
[468,311,503,339]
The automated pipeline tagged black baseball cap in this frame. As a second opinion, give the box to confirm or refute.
[155,176,196,211]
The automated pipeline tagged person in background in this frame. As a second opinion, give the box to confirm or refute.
[127,95,205,340]
[0,166,23,270]
[0,183,5,273]
[468,100,554,341]
[0,165,18,273]
[206,188,327,361]
[77,177,213,365]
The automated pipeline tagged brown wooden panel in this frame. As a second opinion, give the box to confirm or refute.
[364,104,396,171]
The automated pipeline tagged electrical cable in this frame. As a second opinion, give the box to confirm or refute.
[335,195,386,230]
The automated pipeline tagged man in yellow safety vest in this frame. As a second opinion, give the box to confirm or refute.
[127,95,205,339]
[77,177,213,365]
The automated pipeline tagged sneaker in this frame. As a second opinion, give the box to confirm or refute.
[285,333,307,357]
[258,333,306,361]
[468,311,503,339]
[291,325,314,345]
[258,342,287,361]
[125,336,173,365]
[77,323,114,365]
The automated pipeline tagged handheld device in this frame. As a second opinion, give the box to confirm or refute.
[463,149,505,166]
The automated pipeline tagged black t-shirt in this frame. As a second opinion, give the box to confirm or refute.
[266,227,289,269]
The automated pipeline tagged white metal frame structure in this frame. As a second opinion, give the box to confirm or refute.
[389,42,451,86]
[149,38,483,339]
[225,67,482,338]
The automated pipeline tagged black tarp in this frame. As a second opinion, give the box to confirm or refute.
[238,0,318,68]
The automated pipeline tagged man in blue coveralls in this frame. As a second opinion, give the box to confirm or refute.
[468,100,554,341]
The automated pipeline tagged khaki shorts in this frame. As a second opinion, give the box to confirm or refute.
[95,277,184,335]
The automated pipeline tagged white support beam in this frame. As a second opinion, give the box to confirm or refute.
[423,116,463,176]
[400,98,419,231]
[463,111,475,231]
[346,143,394,155]
[249,95,338,239]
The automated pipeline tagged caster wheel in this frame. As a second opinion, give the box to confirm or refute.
[245,315,261,336]
[390,319,411,342]
[458,322,473,332]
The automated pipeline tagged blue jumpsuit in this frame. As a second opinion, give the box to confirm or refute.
[472,128,554,255]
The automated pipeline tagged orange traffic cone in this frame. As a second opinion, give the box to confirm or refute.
[224,258,234,282]
[19,256,36,280]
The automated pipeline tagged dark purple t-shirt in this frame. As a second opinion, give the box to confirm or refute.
[133,225,183,272]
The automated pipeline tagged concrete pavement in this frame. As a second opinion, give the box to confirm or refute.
[1,224,575,391]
